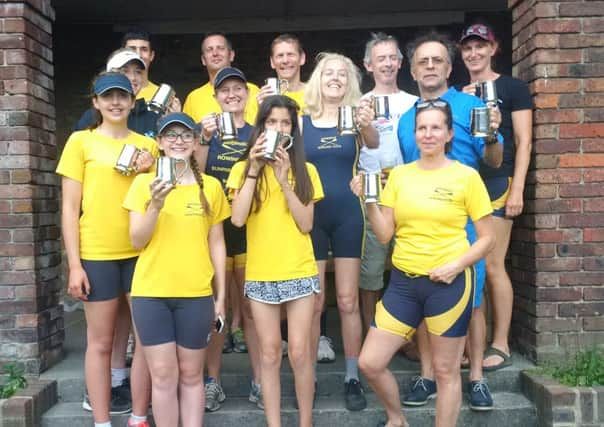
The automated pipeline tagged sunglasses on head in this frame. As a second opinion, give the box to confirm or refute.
[416,98,449,110]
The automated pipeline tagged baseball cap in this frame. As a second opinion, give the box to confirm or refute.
[156,112,197,134]
[93,73,134,96]
[460,24,496,43]
[213,67,247,89]
[106,49,146,71]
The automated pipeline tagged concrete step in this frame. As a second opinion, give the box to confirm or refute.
[43,350,531,403]
[42,392,537,427]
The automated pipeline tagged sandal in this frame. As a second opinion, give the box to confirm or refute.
[482,346,512,372]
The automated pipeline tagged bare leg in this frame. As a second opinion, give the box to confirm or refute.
[111,294,130,371]
[126,295,151,418]
[359,328,408,427]
[206,270,230,381]
[249,300,282,427]
[177,345,205,427]
[310,261,327,366]
[333,257,362,359]
[83,299,119,423]
[416,321,434,379]
[484,217,514,367]
[430,334,465,427]
[236,267,261,383]
[286,295,315,427]
[229,269,242,331]
[468,307,486,381]
[359,289,380,334]
[143,342,179,427]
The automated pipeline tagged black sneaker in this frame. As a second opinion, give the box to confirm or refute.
[112,377,132,403]
[344,379,366,411]
[402,376,436,406]
[81,388,132,415]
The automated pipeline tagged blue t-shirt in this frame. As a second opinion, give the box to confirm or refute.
[205,123,253,192]
[397,87,503,170]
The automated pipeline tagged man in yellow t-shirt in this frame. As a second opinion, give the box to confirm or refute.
[183,33,259,124]
[256,34,307,112]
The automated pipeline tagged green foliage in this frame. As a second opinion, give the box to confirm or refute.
[0,363,27,399]
[540,348,604,387]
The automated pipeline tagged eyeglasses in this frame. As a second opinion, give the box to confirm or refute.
[416,98,449,110]
[162,131,195,143]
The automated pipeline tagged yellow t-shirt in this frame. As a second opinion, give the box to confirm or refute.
[56,130,158,260]
[124,173,231,298]
[137,81,159,102]
[183,82,260,125]
[380,161,492,275]
[283,88,305,113]
[226,161,324,281]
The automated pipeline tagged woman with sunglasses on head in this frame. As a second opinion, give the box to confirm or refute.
[123,112,229,427]
[227,95,323,427]
[458,23,533,373]
[353,99,495,427]
[301,52,378,411]
[57,72,157,427]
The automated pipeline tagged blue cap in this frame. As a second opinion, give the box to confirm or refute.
[93,73,134,95]
[156,112,198,134]
[213,67,247,89]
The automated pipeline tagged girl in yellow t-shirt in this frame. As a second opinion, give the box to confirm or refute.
[56,72,156,427]
[227,95,324,427]
[351,99,495,427]
[124,112,229,427]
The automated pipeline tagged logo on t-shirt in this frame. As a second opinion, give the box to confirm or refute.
[185,202,204,216]
[318,136,342,150]
[429,187,454,202]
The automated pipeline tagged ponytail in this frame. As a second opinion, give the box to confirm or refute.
[190,157,212,216]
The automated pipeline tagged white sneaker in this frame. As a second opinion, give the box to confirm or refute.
[317,335,335,363]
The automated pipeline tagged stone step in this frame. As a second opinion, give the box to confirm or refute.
[44,351,530,403]
[42,392,537,427]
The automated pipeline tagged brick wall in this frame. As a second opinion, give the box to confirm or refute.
[509,0,604,362]
[0,0,62,374]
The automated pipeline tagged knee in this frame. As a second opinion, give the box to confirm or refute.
[287,341,310,371]
[358,352,383,379]
[432,359,458,385]
[152,365,179,391]
[87,335,113,357]
[336,293,359,315]
[260,344,282,368]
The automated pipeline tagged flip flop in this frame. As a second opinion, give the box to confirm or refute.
[482,346,512,372]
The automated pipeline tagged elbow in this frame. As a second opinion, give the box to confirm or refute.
[230,216,246,228]
[299,221,313,234]
[131,239,145,252]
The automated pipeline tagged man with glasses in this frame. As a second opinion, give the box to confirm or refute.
[396,31,502,412]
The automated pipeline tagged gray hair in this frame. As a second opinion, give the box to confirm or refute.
[363,32,403,65]
[406,30,456,65]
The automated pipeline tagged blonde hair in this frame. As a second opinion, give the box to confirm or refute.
[303,52,363,118]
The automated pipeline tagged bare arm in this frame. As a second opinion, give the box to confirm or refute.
[506,109,532,218]
[429,215,496,284]
[481,105,503,168]
[208,222,226,321]
[350,174,395,243]
[61,177,90,300]
[356,98,379,148]
[231,135,267,227]
[129,179,173,250]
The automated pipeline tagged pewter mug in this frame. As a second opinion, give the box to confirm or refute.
[373,95,390,120]
[156,156,187,184]
[470,107,492,138]
[263,129,293,161]
[215,112,238,141]
[115,144,140,176]
[147,84,175,114]
[476,81,498,106]
[338,105,358,136]
[265,77,289,95]
[362,172,381,204]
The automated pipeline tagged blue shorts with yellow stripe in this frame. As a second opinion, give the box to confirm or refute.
[484,176,512,218]
[373,266,475,339]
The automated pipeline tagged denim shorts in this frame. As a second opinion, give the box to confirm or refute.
[244,275,320,304]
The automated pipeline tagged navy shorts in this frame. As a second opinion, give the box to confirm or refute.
[373,266,475,339]
[131,296,214,349]
[311,200,364,260]
[484,176,512,218]
[81,257,137,301]
[224,219,246,257]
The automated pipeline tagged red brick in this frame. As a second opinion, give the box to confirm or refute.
[585,108,604,123]
[535,49,582,64]
[534,94,559,109]
[535,317,581,333]
[560,183,604,198]
[584,228,604,242]
[584,80,604,94]
[584,288,604,301]
[559,34,604,48]
[584,317,604,331]
[528,199,581,213]
[560,124,604,139]
[0,271,35,285]
[533,169,581,184]
[583,17,604,33]
[0,243,34,256]
[537,287,582,302]
[534,124,559,139]
[559,302,604,317]
[559,2,604,16]
[0,184,33,199]
[534,155,559,169]
[534,109,581,124]
[583,139,604,153]
[560,213,604,228]
[534,2,558,18]
[10,170,32,184]
[568,63,604,78]
[535,18,582,34]
[585,199,604,212]
[558,244,604,257]
[559,94,604,108]
[560,272,604,286]
[584,258,604,271]
[12,200,32,213]
[0,213,33,227]
[534,139,580,154]
[559,154,604,168]
[536,257,582,272]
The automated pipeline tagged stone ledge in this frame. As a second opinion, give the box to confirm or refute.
[0,378,57,427]
[522,371,603,427]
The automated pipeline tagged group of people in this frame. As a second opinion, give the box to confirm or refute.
[57,22,532,427]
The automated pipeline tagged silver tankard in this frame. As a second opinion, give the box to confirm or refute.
[362,172,381,204]
[215,112,238,141]
[115,144,141,176]
[337,105,358,136]
[263,129,293,161]
[147,84,175,115]
[265,77,289,95]
[156,156,188,185]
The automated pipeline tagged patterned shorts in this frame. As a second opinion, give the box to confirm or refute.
[244,275,320,304]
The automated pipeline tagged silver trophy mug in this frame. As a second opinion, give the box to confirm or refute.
[263,129,293,161]
[156,156,188,185]
[215,112,238,141]
[338,105,358,136]
[265,77,289,95]
[115,144,141,176]
[147,84,175,114]
[373,96,390,120]
[362,172,381,204]
[470,107,493,138]
[476,81,498,106]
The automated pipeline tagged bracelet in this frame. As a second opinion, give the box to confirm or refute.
[246,174,258,179]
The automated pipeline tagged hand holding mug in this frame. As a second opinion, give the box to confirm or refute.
[349,174,363,198]
[200,113,218,142]
[148,177,174,210]
[271,146,291,187]
[134,149,154,173]
[488,104,501,133]
[461,83,477,96]
[248,133,268,175]
[356,98,375,129]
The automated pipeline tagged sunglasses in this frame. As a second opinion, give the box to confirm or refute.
[416,98,449,110]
